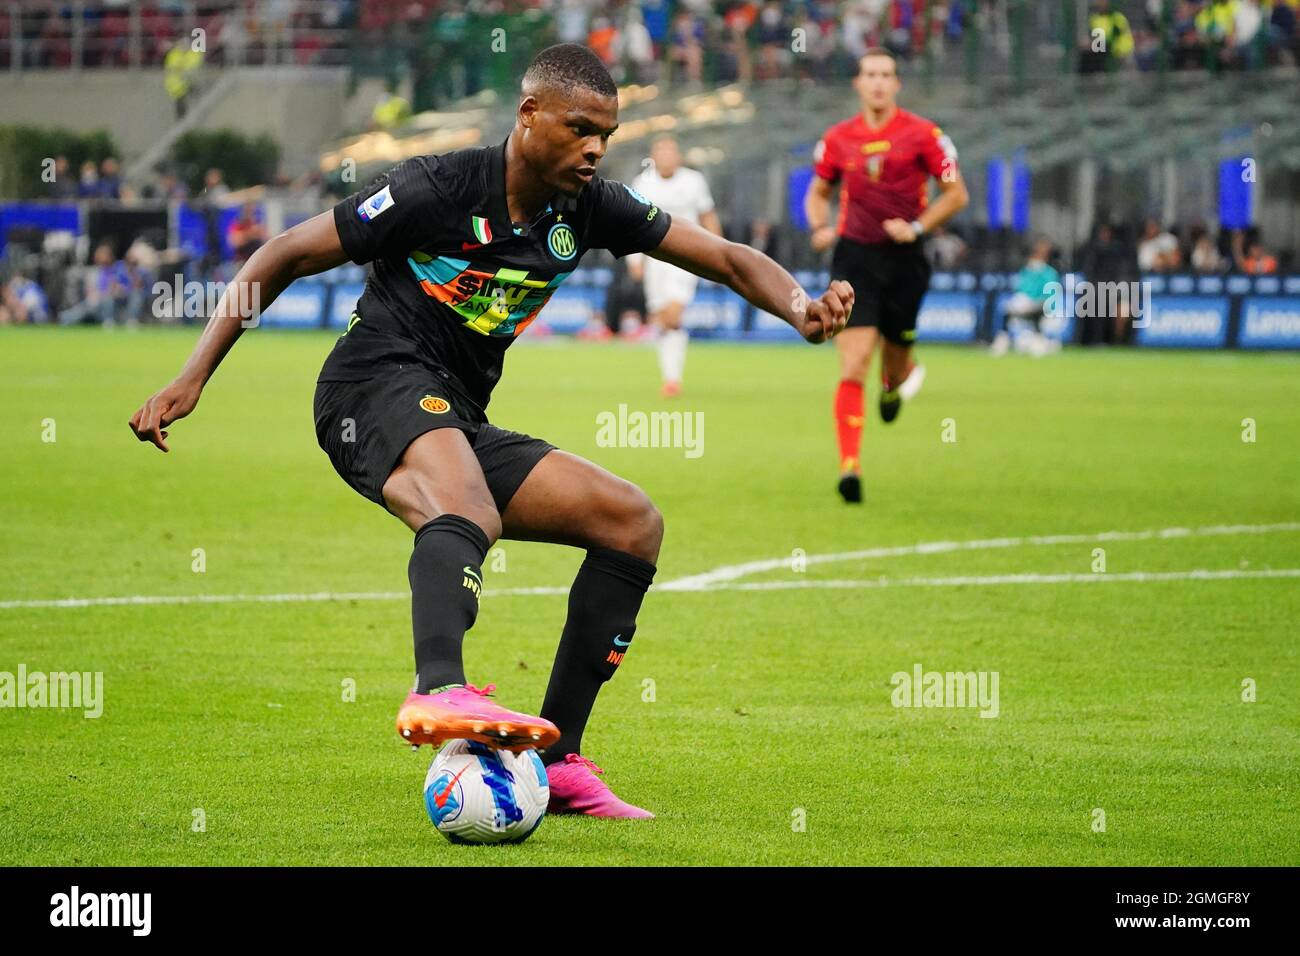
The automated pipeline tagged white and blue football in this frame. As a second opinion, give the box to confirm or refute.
[423,739,549,844]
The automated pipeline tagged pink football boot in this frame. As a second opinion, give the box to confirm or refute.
[546,754,654,819]
[395,683,559,753]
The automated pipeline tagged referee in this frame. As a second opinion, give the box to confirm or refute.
[805,48,969,503]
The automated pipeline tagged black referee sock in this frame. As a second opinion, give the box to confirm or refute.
[408,514,490,694]
[539,547,656,765]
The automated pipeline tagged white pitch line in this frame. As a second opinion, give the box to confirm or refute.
[0,586,568,611]
[2,522,1296,611]
[0,591,405,610]
[690,568,1300,592]
[656,521,1300,591]
[2,568,1294,611]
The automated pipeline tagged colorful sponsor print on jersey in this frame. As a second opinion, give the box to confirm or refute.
[407,251,573,337]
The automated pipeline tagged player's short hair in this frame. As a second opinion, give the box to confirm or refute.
[522,43,618,101]
[858,47,900,75]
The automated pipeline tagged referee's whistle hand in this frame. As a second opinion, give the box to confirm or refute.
[810,226,837,253]
[883,218,918,243]
[800,280,854,344]
[129,379,202,453]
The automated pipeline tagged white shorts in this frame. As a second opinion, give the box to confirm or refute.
[643,257,699,315]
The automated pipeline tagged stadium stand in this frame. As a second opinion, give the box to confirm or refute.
[1,2,1297,347]
[0,1,353,69]
[3,2,1296,79]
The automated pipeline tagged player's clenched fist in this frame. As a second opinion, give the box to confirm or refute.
[798,280,854,343]
[129,377,203,453]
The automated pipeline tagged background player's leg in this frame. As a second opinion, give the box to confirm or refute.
[382,428,502,692]
[655,300,688,397]
[834,325,877,501]
[501,450,662,763]
[897,352,926,401]
[992,307,1015,355]
[879,336,920,421]
[881,340,913,395]
[879,251,929,422]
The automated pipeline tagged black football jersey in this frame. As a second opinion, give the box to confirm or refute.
[321,133,672,414]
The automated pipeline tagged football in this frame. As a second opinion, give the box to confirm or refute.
[422,739,550,844]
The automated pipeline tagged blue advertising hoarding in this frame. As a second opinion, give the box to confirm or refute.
[1238,297,1300,350]
[917,292,980,342]
[258,280,329,329]
[326,282,367,329]
[1135,295,1229,348]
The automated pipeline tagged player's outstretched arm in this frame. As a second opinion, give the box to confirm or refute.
[647,218,854,344]
[128,211,349,452]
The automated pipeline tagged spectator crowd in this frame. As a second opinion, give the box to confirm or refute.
[0,0,352,69]
[362,0,1300,94]
[2,163,275,327]
[1083,0,1300,72]
[3,1,1297,78]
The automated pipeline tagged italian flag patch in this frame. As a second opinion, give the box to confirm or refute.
[471,216,492,245]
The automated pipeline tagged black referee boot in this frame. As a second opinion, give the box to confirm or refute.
[879,387,902,423]
[838,473,863,504]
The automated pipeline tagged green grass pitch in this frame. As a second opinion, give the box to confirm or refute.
[1,326,1297,866]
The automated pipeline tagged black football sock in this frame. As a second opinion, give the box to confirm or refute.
[540,547,656,765]
[408,514,490,694]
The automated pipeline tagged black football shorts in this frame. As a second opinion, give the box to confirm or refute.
[313,362,555,513]
[830,237,932,346]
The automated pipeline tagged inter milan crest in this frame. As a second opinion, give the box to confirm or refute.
[547,219,577,261]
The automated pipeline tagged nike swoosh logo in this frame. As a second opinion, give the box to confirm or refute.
[612,634,631,647]
[434,765,470,809]
[461,241,487,251]
[463,567,482,585]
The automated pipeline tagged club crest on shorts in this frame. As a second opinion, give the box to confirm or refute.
[419,395,450,414]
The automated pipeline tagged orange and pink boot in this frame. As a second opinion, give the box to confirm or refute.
[395,683,560,753]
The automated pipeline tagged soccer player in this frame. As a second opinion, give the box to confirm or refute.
[625,135,722,396]
[128,44,852,819]
[804,48,968,504]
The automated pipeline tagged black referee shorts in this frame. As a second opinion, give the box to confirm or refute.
[830,238,932,346]
[313,363,555,513]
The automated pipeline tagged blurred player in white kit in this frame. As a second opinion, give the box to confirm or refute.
[627,135,722,397]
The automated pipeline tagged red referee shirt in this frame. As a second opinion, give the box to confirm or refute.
[812,108,958,246]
